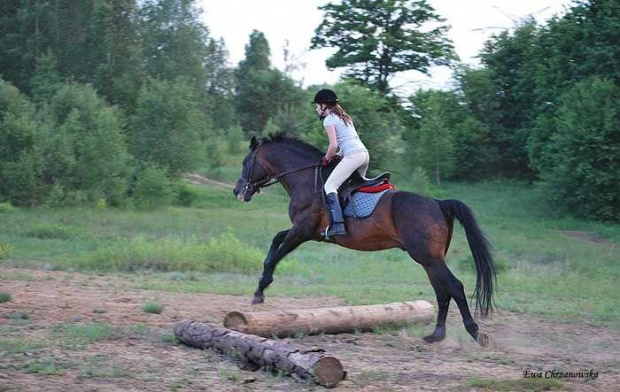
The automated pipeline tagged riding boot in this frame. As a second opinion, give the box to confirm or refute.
[325,192,346,238]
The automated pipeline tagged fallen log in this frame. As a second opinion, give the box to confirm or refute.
[174,320,345,388]
[224,300,434,338]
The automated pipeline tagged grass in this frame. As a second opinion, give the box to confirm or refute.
[0,291,12,303]
[142,302,165,314]
[0,155,618,328]
[468,377,566,391]
[54,322,119,348]
[25,356,67,376]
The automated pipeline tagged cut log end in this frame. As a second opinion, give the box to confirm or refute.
[314,356,345,388]
[224,311,248,330]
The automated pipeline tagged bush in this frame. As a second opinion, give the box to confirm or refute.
[142,302,164,314]
[0,292,12,303]
[133,165,174,211]
[0,202,14,213]
[175,183,201,207]
[0,243,13,260]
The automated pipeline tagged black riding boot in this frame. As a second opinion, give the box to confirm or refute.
[325,192,346,238]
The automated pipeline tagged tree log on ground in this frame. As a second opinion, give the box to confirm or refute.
[224,300,434,338]
[174,320,345,388]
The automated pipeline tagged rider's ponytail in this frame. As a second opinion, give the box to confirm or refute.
[331,104,353,125]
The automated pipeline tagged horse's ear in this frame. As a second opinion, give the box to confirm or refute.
[250,136,258,150]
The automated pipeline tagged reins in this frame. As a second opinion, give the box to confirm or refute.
[244,149,323,195]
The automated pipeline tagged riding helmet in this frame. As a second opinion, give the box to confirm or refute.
[312,89,338,104]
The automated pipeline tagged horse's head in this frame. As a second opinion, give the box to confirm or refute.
[233,136,270,203]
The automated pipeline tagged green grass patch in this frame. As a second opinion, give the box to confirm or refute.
[468,377,566,391]
[0,338,47,355]
[25,356,68,375]
[23,224,86,240]
[142,302,164,314]
[68,228,302,275]
[54,322,119,348]
[0,292,12,303]
[77,355,130,379]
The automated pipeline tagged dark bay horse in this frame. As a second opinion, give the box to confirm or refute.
[233,133,496,345]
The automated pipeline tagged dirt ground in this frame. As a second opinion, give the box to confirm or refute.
[1,268,618,392]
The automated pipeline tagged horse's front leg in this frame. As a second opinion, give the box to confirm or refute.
[252,227,307,304]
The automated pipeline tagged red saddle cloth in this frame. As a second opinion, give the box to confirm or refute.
[358,183,396,193]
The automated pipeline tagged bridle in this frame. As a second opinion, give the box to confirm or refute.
[242,148,322,195]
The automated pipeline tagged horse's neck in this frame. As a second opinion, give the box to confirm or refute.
[264,147,318,196]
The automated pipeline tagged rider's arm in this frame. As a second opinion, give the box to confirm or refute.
[324,125,338,160]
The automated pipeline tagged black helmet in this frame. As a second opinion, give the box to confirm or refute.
[312,89,338,104]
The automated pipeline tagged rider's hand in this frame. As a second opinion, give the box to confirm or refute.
[321,156,330,166]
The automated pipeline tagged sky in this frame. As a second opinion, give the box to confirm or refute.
[199,0,574,96]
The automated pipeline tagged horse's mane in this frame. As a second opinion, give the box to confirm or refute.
[258,132,323,158]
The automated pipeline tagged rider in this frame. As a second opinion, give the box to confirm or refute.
[313,89,370,238]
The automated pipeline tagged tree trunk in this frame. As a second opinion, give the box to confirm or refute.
[224,300,434,338]
[174,320,345,388]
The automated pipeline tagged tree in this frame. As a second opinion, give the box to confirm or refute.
[535,77,620,221]
[88,0,142,112]
[235,30,306,136]
[46,82,131,205]
[0,78,46,204]
[407,90,455,184]
[140,0,210,89]
[311,0,456,95]
[131,78,209,176]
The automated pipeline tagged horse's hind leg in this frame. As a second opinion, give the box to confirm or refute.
[424,260,482,343]
[422,264,450,342]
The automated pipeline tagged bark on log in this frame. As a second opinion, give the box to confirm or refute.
[174,320,345,388]
[224,300,434,338]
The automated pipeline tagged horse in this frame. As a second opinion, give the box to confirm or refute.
[233,133,496,345]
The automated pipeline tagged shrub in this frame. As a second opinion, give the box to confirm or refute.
[133,165,174,211]
[0,202,14,213]
[175,182,201,207]
[0,243,13,260]
[142,302,164,314]
[0,292,12,303]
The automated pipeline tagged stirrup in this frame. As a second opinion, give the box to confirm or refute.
[323,223,346,239]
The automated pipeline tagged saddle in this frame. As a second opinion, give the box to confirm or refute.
[339,172,392,205]
[321,163,395,219]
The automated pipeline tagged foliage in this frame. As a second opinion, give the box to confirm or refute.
[0,243,13,261]
[312,0,456,95]
[0,78,45,205]
[131,78,209,176]
[142,302,165,314]
[534,77,620,221]
[407,90,455,184]
[70,229,270,274]
[0,292,12,303]
[174,182,201,207]
[133,165,174,211]
[50,83,131,204]
[235,30,307,136]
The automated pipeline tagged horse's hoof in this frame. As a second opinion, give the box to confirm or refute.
[476,332,490,347]
[251,295,264,305]
[422,333,445,343]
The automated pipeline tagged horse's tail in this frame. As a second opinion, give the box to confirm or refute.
[438,199,496,317]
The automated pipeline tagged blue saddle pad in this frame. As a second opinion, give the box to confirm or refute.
[343,189,390,218]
